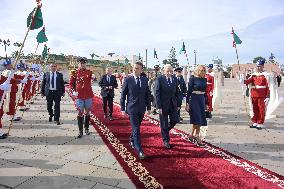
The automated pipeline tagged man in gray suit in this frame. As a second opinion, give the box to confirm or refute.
[41,64,65,125]
[155,64,180,149]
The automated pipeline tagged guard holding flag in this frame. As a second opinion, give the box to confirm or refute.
[243,59,269,130]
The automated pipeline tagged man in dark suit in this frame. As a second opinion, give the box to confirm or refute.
[155,64,180,149]
[99,67,118,121]
[41,64,65,125]
[174,67,187,122]
[120,62,151,160]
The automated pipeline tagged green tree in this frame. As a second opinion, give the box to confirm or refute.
[163,46,179,68]
[253,56,266,63]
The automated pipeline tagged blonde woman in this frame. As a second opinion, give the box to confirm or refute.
[185,65,208,146]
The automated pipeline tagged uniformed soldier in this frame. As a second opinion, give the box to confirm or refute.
[174,67,187,122]
[242,59,269,130]
[205,64,214,117]
[69,58,94,138]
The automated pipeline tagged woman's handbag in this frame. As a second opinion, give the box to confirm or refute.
[205,111,212,119]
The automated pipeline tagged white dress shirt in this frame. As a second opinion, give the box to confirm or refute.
[49,71,57,90]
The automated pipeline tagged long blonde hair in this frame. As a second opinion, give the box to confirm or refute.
[193,65,206,78]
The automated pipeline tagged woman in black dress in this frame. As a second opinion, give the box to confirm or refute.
[185,65,208,146]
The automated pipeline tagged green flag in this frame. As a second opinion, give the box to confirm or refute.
[27,7,43,30]
[36,27,48,43]
[233,33,242,45]
[179,42,186,54]
[42,45,48,60]
[154,48,158,59]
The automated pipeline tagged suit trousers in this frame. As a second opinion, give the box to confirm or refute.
[159,107,179,143]
[102,94,114,116]
[129,112,144,153]
[46,90,61,121]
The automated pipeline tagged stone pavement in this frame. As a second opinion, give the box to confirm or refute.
[0,93,135,189]
[0,78,283,189]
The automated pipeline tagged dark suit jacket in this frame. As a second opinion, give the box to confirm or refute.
[99,74,118,98]
[120,76,151,114]
[176,75,187,99]
[155,75,180,112]
[41,71,65,97]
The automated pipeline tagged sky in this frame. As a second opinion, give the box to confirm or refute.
[1,0,284,67]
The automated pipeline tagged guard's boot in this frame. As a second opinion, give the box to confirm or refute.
[77,116,84,138]
[84,115,90,135]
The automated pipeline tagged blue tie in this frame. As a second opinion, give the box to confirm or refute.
[51,72,55,88]
[167,77,171,86]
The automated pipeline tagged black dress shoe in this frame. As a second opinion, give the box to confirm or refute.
[55,121,61,125]
[77,131,83,138]
[49,117,52,122]
[138,152,146,160]
[13,117,21,121]
[164,142,171,149]
[0,134,8,139]
[85,129,90,135]
[109,116,114,121]
[129,141,135,149]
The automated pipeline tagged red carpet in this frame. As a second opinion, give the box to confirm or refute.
[68,89,284,189]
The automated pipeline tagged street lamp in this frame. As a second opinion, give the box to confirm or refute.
[0,38,11,58]
[194,50,197,66]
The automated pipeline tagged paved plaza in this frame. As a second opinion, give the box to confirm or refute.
[0,78,283,188]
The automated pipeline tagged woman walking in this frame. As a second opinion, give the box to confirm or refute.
[185,65,208,146]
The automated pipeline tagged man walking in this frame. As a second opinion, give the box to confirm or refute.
[120,62,151,160]
[99,67,118,121]
[41,63,65,125]
[155,64,180,149]
[69,58,94,138]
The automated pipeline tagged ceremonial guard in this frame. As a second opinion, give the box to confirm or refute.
[205,64,214,117]
[70,58,94,138]
[2,60,27,122]
[242,59,270,130]
[174,67,187,122]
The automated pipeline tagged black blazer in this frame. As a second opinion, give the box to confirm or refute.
[41,71,65,97]
[155,75,180,112]
[120,76,151,114]
[99,74,118,98]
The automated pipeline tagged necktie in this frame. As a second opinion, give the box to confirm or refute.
[108,76,110,83]
[51,72,55,88]
[136,77,140,88]
[167,77,171,86]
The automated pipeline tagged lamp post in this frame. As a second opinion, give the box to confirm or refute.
[0,38,11,58]
[194,50,197,66]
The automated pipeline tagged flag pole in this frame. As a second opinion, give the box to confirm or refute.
[7,1,42,136]
[232,27,249,117]
[12,3,41,69]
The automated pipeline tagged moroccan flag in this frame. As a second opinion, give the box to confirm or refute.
[41,45,48,60]
[36,27,48,43]
[154,48,158,59]
[27,7,43,30]
[179,42,186,54]
[231,27,242,47]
